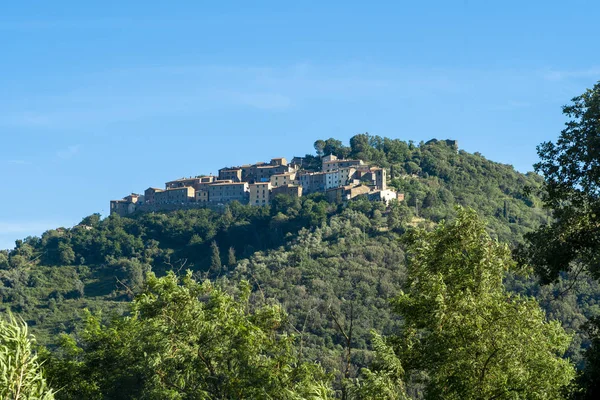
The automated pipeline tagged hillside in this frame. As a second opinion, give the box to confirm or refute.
[1,135,598,375]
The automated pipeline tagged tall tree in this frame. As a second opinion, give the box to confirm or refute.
[210,240,222,273]
[522,81,600,283]
[521,81,600,399]
[314,140,326,157]
[227,246,236,267]
[355,208,575,399]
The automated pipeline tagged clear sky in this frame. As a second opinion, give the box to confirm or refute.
[1,0,599,250]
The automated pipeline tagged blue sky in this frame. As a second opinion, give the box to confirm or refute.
[1,0,599,250]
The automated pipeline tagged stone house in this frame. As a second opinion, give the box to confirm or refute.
[271,184,303,198]
[249,182,271,206]
[207,182,249,204]
[154,187,195,204]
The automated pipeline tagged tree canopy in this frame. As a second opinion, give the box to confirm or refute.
[356,208,575,399]
[522,81,600,283]
[42,272,333,400]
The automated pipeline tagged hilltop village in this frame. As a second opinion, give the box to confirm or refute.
[110,154,404,216]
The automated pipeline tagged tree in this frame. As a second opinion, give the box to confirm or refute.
[314,140,326,157]
[350,133,371,160]
[520,82,600,399]
[110,258,147,297]
[0,251,9,269]
[227,246,236,267]
[58,242,75,265]
[79,214,101,228]
[574,316,600,399]
[386,201,411,233]
[0,314,55,399]
[357,208,574,399]
[210,240,222,274]
[522,82,600,282]
[43,271,333,399]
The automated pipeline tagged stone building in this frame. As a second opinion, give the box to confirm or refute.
[166,177,202,190]
[218,168,243,182]
[270,157,287,166]
[249,182,271,206]
[111,152,394,213]
[164,176,216,191]
[255,164,292,182]
[236,158,294,183]
[154,187,195,204]
[110,194,141,216]
[324,170,342,190]
[207,182,249,204]
[271,184,303,198]
[367,189,400,205]
[372,167,387,190]
[144,187,163,204]
[270,172,297,187]
[196,189,209,202]
[325,184,370,203]
[322,155,363,172]
[353,167,387,190]
[290,156,306,168]
[299,171,326,194]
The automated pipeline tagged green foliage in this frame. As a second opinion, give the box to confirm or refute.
[522,81,600,283]
[347,333,409,400]
[43,271,333,399]
[520,81,600,399]
[360,208,575,399]
[573,317,600,399]
[227,246,236,267]
[231,205,407,378]
[310,132,547,244]
[209,240,222,274]
[0,314,55,399]
[3,133,596,397]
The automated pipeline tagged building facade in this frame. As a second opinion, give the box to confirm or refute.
[154,187,195,204]
[270,172,297,187]
[270,157,288,166]
[111,152,397,213]
[110,194,141,216]
[249,182,271,206]
[299,172,326,194]
[271,184,303,198]
[207,182,249,204]
[218,168,243,182]
[322,156,363,172]
[144,187,163,204]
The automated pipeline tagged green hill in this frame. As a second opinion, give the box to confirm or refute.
[1,134,598,375]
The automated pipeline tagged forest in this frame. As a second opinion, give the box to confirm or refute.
[1,82,600,399]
